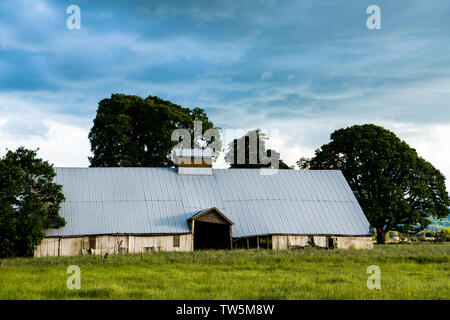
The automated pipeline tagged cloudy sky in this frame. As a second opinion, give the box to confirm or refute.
[0,0,449,181]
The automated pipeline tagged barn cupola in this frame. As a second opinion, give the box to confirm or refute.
[173,149,214,175]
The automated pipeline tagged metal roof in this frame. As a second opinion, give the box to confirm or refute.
[47,168,371,237]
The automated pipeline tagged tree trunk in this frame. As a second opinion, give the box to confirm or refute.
[376,229,386,244]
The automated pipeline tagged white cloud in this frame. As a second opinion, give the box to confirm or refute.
[387,122,450,182]
[0,93,91,167]
[212,112,450,186]
[0,119,90,167]
[0,104,447,191]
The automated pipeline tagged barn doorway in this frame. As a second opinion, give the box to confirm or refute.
[327,237,336,249]
[194,221,230,250]
[189,208,233,250]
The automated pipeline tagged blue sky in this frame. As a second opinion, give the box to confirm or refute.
[0,0,449,181]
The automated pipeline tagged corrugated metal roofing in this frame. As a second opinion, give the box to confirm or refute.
[47,168,371,237]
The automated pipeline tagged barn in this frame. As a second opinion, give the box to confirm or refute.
[34,152,373,257]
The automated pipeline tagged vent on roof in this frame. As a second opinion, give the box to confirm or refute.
[173,149,214,175]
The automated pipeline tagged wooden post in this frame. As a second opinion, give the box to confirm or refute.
[229,225,233,250]
[191,220,195,252]
[246,238,249,249]
[257,236,259,249]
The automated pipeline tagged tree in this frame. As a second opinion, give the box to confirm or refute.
[296,157,311,170]
[0,147,65,257]
[305,124,449,244]
[225,129,292,169]
[437,227,450,242]
[88,94,220,167]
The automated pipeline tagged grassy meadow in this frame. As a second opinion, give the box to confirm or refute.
[0,243,449,300]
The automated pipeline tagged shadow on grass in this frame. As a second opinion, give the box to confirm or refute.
[406,255,449,264]
[44,288,112,299]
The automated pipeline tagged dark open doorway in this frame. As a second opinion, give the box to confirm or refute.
[194,221,231,250]
[189,207,234,250]
[327,237,336,249]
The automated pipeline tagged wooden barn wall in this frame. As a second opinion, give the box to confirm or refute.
[335,236,373,249]
[34,234,193,257]
[34,234,373,257]
[272,235,373,250]
[272,235,326,249]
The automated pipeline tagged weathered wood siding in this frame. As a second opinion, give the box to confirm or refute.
[128,234,192,253]
[34,234,193,257]
[34,237,61,257]
[335,236,373,249]
[195,212,228,224]
[272,235,373,250]
[34,233,372,257]
[272,235,326,249]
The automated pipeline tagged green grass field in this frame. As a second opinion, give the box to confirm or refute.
[0,243,449,300]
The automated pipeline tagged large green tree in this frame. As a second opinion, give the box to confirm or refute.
[301,124,449,243]
[225,129,292,169]
[88,94,220,167]
[0,147,65,257]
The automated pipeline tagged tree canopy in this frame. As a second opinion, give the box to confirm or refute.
[88,94,220,167]
[0,147,65,257]
[225,129,292,169]
[301,124,449,243]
